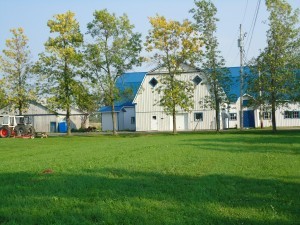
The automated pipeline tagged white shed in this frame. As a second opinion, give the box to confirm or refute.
[0,101,89,132]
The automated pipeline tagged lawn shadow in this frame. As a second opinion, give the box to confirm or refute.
[0,168,299,224]
[181,130,300,154]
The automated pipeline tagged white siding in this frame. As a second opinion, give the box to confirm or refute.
[191,110,217,130]
[101,63,300,132]
[227,101,300,129]
[0,102,88,132]
[123,107,136,131]
[101,108,136,131]
[257,104,300,127]
[102,112,118,131]
[134,66,217,131]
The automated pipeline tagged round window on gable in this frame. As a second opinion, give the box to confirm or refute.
[149,77,158,87]
[193,75,202,85]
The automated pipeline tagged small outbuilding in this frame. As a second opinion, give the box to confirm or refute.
[0,101,89,133]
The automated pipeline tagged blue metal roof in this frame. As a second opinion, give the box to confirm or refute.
[99,103,134,113]
[224,67,299,102]
[224,66,252,102]
[100,67,298,113]
[99,72,146,113]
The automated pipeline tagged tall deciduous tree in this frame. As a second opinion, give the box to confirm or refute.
[145,15,202,134]
[249,0,299,132]
[85,9,143,135]
[191,0,231,132]
[0,28,35,114]
[34,11,84,135]
[0,79,7,109]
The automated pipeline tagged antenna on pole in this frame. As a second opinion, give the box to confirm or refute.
[238,24,245,130]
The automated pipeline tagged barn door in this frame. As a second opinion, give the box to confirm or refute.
[243,110,255,128]
[151,116,158,130]
[170,114,188,130]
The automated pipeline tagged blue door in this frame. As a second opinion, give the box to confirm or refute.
[243,110,255,128]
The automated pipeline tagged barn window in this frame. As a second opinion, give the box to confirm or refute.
[263,112,272,120]
[149,78,158,87]
[284,111,300,119]
[193,75,202,85]
[230,113,237,121]
[194,112,203,121]
[131,117,135,124]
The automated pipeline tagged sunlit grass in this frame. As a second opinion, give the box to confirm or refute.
[0,130,299,224]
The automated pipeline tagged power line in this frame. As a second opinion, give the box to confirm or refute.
[245,0,261,59]
[226,0,249,66]
[225,28,239,63]
[241,0,249,25]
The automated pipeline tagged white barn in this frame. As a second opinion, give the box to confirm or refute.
[100,65,300,131]
[133,64,216,131]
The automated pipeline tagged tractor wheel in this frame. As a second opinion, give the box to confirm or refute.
[15,125,28,136]
[28,126,35,137]
[0,127,11,138]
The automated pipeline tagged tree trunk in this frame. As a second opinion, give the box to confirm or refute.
[172,108,177,134]
[259,111,264,129]
[216,100,220,132]
[81,115,88,129]
[66,106,71,136]
[271,98,277,133]
[111,104,117,135]
[18,102,23,116]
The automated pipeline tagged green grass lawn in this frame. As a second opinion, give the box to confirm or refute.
[0,130,299,225]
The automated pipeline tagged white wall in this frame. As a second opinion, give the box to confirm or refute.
[123,107,136,131]
[256,103,300,128]
[227,101,300,129]
[102,112,118,131]
[134,66,217,131]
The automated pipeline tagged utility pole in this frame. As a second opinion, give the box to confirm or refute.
[238,24,245,130]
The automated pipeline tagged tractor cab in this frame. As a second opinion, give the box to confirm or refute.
[0,115,17,128]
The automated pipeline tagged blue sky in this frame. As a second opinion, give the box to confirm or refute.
[0,0,299,71]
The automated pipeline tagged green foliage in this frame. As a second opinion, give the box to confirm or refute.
[145,15,202,133]
[249,0,300,132]
[191,0,231,132]
[156,77,194,114]
[0,130,299,224]
[34,11,85,135]
[0,28,35,114]
[85,9,143,135]
[0,79,7,109]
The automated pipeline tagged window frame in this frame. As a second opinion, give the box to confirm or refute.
[194,112,203,121]
[149,77,158,88]
[193,75,202,85]
[229,113,237,121]
[284,111,300,119]
[263,112,272,120]
[131,117,136,124]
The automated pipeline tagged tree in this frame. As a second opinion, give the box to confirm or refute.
[0,79,7,109]
[34,11,84,135]
[0,28,35,114]
[74,81,98,129]
[190,0,231,132]
[85,9,143,135]
[249,0,299,132]
[291,48,300,103]
[145,15,202,134]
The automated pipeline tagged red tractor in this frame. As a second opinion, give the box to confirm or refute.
[0,115,35,138]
